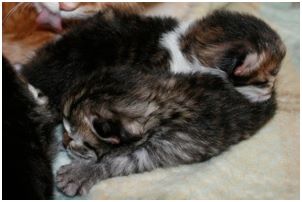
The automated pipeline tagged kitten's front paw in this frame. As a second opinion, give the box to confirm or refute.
[56,162,98,196]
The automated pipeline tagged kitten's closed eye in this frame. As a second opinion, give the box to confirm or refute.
[92,119,138,145]
[92,120,122,144]
[218,47,247,75]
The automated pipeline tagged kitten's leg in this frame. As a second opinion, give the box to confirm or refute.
[56,126,214,196]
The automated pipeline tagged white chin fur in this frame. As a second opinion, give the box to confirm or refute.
[235,86,271,102]
[60,7,94,19]
[34,3,60,14]
[34,3,93,19]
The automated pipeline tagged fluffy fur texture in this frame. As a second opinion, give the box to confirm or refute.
[22,10,285,196]
[2,56,59,199]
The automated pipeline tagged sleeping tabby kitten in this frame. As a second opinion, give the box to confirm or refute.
[23,10,285,196]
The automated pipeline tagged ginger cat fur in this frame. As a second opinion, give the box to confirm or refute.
[3,2,150,65]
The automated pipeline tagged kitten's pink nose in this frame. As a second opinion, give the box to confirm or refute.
[59,3,79,11]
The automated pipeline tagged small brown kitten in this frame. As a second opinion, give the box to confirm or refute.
[179,13,285,102]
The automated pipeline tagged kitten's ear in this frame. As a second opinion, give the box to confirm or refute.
[88,116,121,144]
[233,53,262,77]
[218,49,262,77]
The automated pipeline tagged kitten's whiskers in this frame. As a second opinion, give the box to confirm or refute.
[3,3,32,25]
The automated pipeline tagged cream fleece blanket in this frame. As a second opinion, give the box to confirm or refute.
[57,3,300,200]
